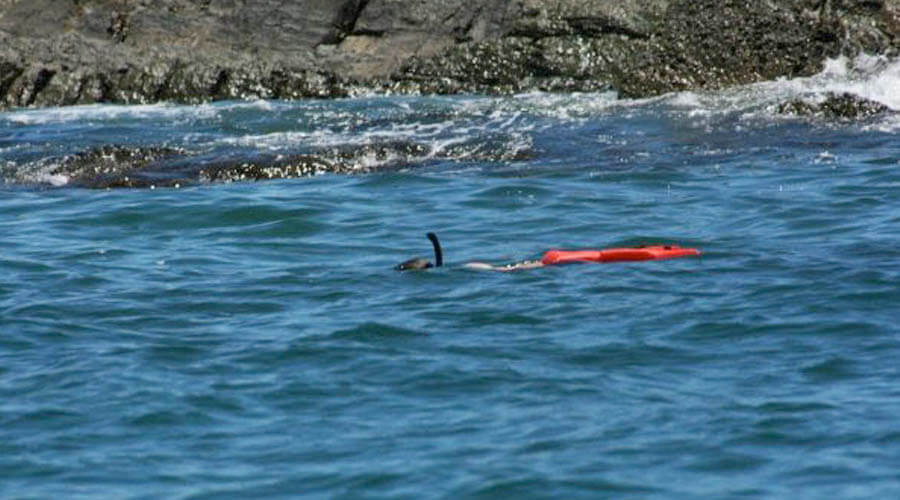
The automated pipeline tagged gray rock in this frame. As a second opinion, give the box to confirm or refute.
[35,141,433,188]
[776,92,893,120]
[46,145,191,189]
[0,0,898,108]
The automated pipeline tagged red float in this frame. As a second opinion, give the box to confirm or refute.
[541,245,701,265]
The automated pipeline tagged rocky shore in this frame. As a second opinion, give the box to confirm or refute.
[15,135,534,189]
[1,0,898,109]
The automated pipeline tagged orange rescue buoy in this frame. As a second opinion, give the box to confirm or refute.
[541,245,701,265]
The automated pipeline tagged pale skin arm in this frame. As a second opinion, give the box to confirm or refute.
[463,259,545,272]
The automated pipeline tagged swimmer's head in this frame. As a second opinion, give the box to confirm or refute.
[395,232,443,271]
[395,257,433,271]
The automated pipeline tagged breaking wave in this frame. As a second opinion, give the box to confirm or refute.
[1,55,897,188]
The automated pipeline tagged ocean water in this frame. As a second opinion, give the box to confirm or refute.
[2,56,900,498]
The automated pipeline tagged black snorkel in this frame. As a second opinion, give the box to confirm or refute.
[427,232,442,267]
[395,232,443,271]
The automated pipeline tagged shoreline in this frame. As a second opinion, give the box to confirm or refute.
[1,0,898,110]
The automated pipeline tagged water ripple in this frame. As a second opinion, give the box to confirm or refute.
[3,85,900,498]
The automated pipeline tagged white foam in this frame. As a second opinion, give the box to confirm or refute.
[814,151,838,165]
[862,113,900,133]
[7,158,71,187]
[668,91,702,108]
[508,91,621,120]
[2,102,220,125]
[209,93,549,156]
[218,130,349,149]
[771,54,900,110]
[42,173,70,187]
[820,55,852,78]
[653,54,900,131]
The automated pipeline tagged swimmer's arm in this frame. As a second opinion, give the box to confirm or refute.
[463,260,544,272]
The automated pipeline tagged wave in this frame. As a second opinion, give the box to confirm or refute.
[1,55,897,188]
[656,54,900,128]
[0,102,220,126]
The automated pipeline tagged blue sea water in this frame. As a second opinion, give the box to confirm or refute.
[2,56,900,498]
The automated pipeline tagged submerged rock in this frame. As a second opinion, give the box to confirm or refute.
[40,141,439,189]
[50,145,190,189]
[776,92,893,120]
[198,141,433,184]
[0,0,897,107]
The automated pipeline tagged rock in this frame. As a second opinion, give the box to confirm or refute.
[48,145,190,189]
[0,0,898,108]
[30,132,537,189]
[776,92,893,120]
[198,141,434,183]
[40,141,435,188]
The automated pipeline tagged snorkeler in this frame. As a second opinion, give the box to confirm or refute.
[395,232,443,270]
[395,233,700,272]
